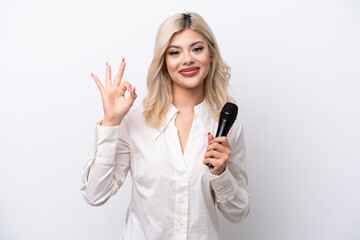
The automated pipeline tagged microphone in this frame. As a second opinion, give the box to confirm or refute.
[206,102,238,169]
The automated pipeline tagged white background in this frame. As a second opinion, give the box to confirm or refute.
[1,0,359,239]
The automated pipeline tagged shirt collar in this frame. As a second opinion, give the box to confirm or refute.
[153,99,217,141]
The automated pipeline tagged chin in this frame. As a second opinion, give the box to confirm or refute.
[171,72,206,90]
[180,78,204,88]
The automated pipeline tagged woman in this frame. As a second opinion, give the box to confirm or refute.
[80,12,249,239]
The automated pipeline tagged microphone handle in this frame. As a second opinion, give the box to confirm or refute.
[215,119,233,138]
[206,119,234,169]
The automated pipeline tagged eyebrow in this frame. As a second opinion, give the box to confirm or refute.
[167,41,205,50]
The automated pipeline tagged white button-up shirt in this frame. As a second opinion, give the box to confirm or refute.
[80,100,250,240]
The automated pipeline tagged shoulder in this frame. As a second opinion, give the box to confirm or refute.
[232,119,244,134]
[122,105,153,130]
[227,119,245,145]
[125,105,143,120]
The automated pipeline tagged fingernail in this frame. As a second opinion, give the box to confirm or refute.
[90,73,93,77]
[133,86,136,93]
[208,132,210,136]
[106,62,108,65]
[122,58,125,63]
[209,140,214,144]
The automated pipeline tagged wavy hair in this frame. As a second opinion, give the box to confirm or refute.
[143,12,233,129]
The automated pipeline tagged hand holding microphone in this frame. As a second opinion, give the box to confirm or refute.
[203,102,238,175]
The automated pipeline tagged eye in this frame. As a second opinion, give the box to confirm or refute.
[168,51,180,56]
[193,46,204,53]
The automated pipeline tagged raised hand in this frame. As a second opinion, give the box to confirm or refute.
[91,58,137,126]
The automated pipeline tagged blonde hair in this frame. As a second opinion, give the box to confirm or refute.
[143,12,233,129]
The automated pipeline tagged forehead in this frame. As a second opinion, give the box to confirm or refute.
[168,29,207,46]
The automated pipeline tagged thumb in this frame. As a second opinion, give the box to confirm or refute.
[207,132,214,145]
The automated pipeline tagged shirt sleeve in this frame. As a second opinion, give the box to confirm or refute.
[79,119,131,206]
[208,124,250,224]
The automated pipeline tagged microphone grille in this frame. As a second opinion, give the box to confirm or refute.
[220,102,238,123]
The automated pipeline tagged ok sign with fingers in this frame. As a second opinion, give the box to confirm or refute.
[91,58,137,126]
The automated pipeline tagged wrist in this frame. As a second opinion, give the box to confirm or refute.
[210,165,227,176]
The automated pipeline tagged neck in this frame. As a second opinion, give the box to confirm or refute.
[172,86,204,114]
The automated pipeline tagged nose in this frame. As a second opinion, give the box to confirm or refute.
[182,52,194,65]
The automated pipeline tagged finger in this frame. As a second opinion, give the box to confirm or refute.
[207,142,227,153]
[203,157,217,168]
[105,62,112,88]
[91,73,105,93]
[207,141,231,159]
[204,150,223,159]
[119,81,132,96]
[127,86,137,104]
[204,154,228,170]
[207,132,214,145]
[213,136,231,149]
[114,58,126,87]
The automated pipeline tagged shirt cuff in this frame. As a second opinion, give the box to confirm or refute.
[209,166,238,203]
[93,121,120,165]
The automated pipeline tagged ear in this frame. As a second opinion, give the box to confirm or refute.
[210,55,213,63]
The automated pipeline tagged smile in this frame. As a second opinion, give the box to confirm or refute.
[179,67,200,77]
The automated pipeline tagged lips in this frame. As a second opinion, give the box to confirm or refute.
[179,67,200,77]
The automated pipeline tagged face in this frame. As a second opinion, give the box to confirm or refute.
[165,29,212,92]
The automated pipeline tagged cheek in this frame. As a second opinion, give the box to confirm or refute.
[165,58,176,72]
[201,56,211,72]
[199,52,212,66]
